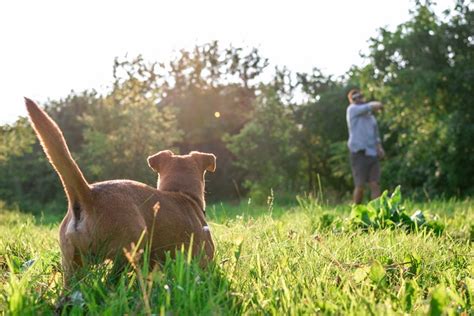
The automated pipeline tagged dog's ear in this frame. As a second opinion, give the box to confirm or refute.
[147,150,174,172]
[191,151,216,173]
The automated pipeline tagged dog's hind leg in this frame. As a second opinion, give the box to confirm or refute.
[60,239,83,288]
[55,241,84,315]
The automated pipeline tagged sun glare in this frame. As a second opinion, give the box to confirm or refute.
[214,111,221,118]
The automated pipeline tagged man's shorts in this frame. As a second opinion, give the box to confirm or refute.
[350,150,380,187]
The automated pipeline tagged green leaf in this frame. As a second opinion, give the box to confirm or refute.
[353,267,370,283]
[466,278,474,304]
[429,285,449,316]
[369,261,386,286]
[401,280,418,312]
[390,185,402,207]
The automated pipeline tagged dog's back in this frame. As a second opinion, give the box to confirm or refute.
[85,180,213,262]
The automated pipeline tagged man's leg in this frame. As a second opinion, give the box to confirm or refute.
[350,151,367,204]
[368,181,380,199]
[353,186,364,204]
[368,157,381,200]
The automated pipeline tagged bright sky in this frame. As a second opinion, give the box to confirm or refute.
[0,0,454,124]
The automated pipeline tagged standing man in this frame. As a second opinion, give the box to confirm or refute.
[346,89,385,204]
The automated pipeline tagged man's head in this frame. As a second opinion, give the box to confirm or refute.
[348,89,364,104]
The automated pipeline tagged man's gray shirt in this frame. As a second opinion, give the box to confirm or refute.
[346,103,381,157]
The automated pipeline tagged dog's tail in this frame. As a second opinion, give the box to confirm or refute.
[25,98,92,209]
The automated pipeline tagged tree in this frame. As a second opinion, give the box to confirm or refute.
[0,93,99,211]
[1,147,65,211]
[295,69,352,194]
[356,1,474,196]
[158,42,269,199]
[226,86,301,203]
[0,117,35,163]
[80,56,182,184]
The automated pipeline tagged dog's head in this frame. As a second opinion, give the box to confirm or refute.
[147,150,216,206]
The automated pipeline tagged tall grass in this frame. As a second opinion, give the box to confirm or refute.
[0,197,473,314]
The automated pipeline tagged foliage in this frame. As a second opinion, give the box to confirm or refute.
[349,186,444,234]
[0,199,473,314]
[0,94,99,211]
[46,91,100,153]
[0,118,35,163]
[0,119,39,208]
[293,70,352,194]
[353,1,474,197]
[0,2,473,208]
[80,57,182,184]
[0,43,271,208]
[226,86,301,203]
[158,42,269,199]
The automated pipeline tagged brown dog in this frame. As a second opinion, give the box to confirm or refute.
[24,98,215,286]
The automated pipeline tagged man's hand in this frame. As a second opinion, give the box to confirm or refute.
[377,144,385,159]
[369,101,383,112]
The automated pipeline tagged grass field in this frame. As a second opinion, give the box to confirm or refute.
[0,196,473,315]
